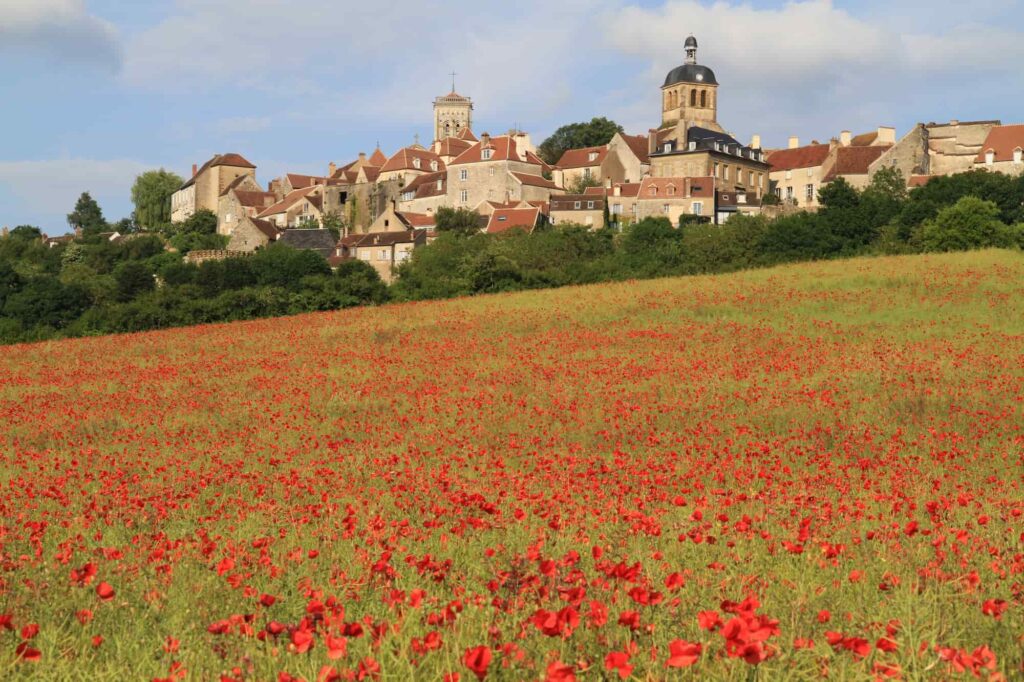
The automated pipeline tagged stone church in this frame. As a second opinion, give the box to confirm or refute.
[433,85,473,143]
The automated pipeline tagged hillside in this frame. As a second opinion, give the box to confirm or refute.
[1,250,1022,679]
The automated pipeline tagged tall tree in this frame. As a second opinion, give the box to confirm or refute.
[538,117,624,165]
[67,192,107,235]
[131,169,184,230]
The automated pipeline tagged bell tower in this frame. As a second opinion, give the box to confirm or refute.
[433,74,474,143]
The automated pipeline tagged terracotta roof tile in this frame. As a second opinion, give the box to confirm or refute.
[975,124,1024,162]
[450,136,520,165]
[401,171,447,199]
[380,147,445,174]
[257,187,317,218]
[766,144,831,172]
[486,207,539,234]
[555,145,608,169]
[234,190,276,208]
[822,145,890,181]
[620,134,651,163]
[638,176,714,199]
[511,172,559,189]
[369,148,389,166]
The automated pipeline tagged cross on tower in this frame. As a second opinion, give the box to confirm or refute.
[450,72,457,93]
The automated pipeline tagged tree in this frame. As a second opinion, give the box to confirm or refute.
[321,211,343,240]
[67,192,107,234]
[538,117,624,165]
[113,261,155,301]
[566,175,603,195]
[915,196,1022,252]
[9,225,43,241]
[174,208,218,236]
[435,207,483,237]
[131,169,184,230]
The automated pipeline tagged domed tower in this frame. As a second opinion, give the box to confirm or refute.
[661,35,723,133]
[433,80,474,143]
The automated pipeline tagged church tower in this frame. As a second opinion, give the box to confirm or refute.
[660,35,723,134]
[433,77,473,143]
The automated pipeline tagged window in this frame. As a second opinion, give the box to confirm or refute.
[460,169,468,181]
[701,90,706,107]
[460,190,468,203]
[786,186,794,200]
[749,171,754,185]
[724,166,730,181]
[774,187,782,198]
[403,192,414,201]
[612,203,622,215]
[436,180,443,190]
[785,170,792,180]
[489,167,495,177]
[688,141,696,151]
[806,167,813,177]
[692,202,703,215]
[482,149,492,160]
[713,162,719,176]
[359,250,371,261]
[667,184,676,196]
[588,152,598,162]
[395,250,411,262]
[738,194,747,204]
[985,150,995,165]
[1015,148,1023,164]
[430,160,438,171]
[649,186,657,196]
[574,201,581,209]
[690,90,697,106]
[379,249,389,261]
[587,201,595,209]
[663,204,670,214]
[225,213,233,223]
[805,184,814,201]
[413,158,421,169]
[583,167,592,179]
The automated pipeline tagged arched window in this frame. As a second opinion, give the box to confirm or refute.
[445,123,451,137]
[700,90,707,108]
[690,89,697,106]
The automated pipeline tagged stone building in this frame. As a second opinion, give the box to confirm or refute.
[550,194,606,229]
[397,171,448,215]
[433,88,474,142]
[226,216,279,252]
[447,133,561,208]
[341,230,427,283]
[766,142,831,208]
[973,124,1024,176]
[171,153,257,223]
[602,133,651,185]
[377,145,445,186]
[257,187,323,228]
[554,146,608,191]
[660,35,724,135]
[585,183,642,225]
[635,176,715,225]
[217,175,276,235]
[869,119,1001,182]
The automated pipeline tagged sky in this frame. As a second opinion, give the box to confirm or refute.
[1,0,1022,233]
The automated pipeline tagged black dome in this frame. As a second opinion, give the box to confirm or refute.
[684,35,698,48]
[663,64,718,87]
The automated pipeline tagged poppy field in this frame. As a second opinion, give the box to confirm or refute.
[1,249,1023,681]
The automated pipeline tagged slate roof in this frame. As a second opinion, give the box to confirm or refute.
[277,229,337,257]
[663,63,718,87]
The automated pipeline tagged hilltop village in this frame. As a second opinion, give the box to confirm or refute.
[165,35,1024,283]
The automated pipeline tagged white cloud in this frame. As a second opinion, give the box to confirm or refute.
[0,0,122,71]
[0,159,150,231]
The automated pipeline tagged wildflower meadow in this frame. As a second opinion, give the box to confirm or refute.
[1,250,1022,680]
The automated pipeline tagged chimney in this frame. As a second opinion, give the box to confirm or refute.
[788,136,800,149]
[328,162,337,177]
[481,132,491,148]
[358,152,367,163]
[840,130,852,146]
[877,126,896,145]
[750,134,761,150]
[192,163,198,177]
[613,186,621,197]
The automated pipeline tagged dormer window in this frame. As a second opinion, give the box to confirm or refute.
[588,152,598,162]
[436,179,443,190]
[1014,148,1023,164]
[430,160,438,171]
[667,184,676,196]
[688,141,696,151]
[413,158,421,169]
[482,149,493,160]
[985,150,995,165]
[649,186,657,196]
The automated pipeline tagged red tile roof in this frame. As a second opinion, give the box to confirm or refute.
[380,147,445,174]
[436,137,474,158]
[555,145,608,169]
[249,217,281,240]
[286,173,330,189]
[908,174,938,188]
[234,190,276,208]
[586,183,641,198]
[400,171,446,199]
[397,212,436,228]
[179,153,256,189]
[822,145,890,181]
[638,177,714,199]
[360,167,381,183]
[369,148,389,166]
[257,187,317,218]
[486,207,539,234]
[975,124,1024,162]
[525,151,553,174]
[511,172,560,189]
[850,131,879,147]
[766,144,831,172]
[450,136,520,165]
[456,128,478,142]
[618,133,651,163]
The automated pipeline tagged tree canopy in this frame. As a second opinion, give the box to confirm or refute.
[537,117,624,165]
[131,169,184,230]
[67,192,107,235]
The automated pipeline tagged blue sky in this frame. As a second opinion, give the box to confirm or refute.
[2,0,1022,233]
